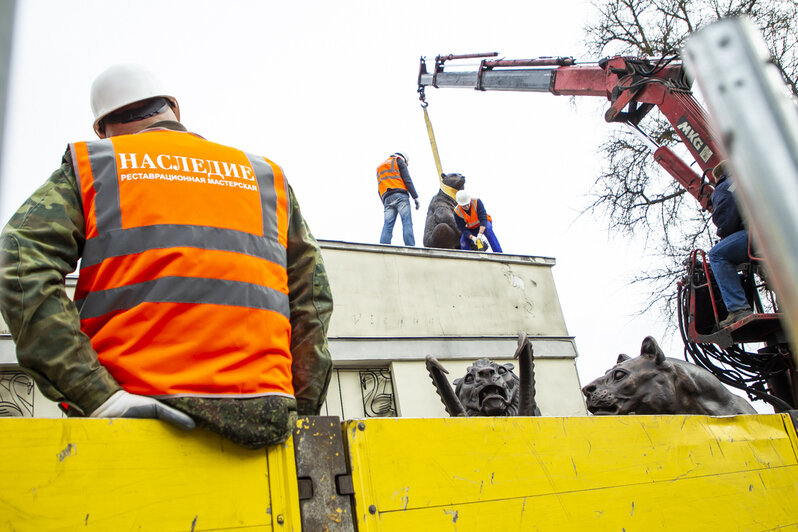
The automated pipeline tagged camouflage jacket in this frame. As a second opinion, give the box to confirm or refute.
[0,124,333,448]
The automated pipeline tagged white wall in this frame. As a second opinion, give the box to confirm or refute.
[0,240,587,418]
[323,241,569,337]
[321,241,585,417]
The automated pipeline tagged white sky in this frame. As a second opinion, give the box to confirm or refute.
[2,0,764,409]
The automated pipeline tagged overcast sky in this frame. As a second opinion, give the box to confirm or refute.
[3,0,763,408]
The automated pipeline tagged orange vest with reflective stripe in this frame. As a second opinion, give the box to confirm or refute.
[376,156,407,199]
[70,128,293,398]
[454,199,491,229]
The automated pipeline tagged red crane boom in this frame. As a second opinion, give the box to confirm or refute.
[417,54,720,209]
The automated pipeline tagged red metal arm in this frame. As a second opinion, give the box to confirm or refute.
[419,54,724,211]
[549,57,722,210]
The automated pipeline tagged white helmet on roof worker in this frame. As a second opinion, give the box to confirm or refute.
[393,152,409,165]
[456,190,471,206]
[90,64,180,137]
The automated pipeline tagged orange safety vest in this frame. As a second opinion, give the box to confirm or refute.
[454,199,491,229]
[70,128,293,398]
[376,156,408,199]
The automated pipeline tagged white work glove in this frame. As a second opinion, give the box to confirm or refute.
[414,198,420,210]
[91,390,196,430]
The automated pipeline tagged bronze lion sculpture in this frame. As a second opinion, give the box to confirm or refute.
[582,336,756,415]
[426,332,540,416]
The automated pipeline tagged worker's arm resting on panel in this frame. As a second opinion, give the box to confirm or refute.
[0,151,121,416]
[0,151,194,430]
[285,184,334,415]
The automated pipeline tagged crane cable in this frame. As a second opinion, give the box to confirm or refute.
[419,92,458,200]
[419,85,486,250]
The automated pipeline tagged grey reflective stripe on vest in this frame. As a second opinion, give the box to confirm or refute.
[377,158,399,183]
[70,140,122,231]
[378,174,399,185]
[70,140,118,223]
[81,224,286,268]
[246,153,283,241]
[87,140,123,232]
[74,277,290,319]
[69,143,84,212]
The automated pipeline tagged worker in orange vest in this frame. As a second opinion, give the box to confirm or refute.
[454,190,503,252]
[377,152,420,246]
[0,64,333,449]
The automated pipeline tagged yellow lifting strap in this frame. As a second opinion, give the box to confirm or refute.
[422,104,458,200]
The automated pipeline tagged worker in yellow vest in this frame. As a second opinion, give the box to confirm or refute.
[454,190,503,252]
[377,152,420,246]
[0,64,333,449]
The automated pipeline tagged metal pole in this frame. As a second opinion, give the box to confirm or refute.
[683,17,798,367]
[0,0,17,208]
[418,69,555,92]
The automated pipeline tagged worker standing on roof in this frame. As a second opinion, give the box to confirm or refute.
[708,160,753,328]
[0,64,333,449]
[377,152,420,246]
[454,190,502,253]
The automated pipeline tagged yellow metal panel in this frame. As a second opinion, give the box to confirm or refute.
[345,415,798,531]
[375,468,798,530]
[266,434,302,531]
[0,418,302,531]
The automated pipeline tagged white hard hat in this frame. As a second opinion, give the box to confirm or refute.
[90,64,179,136]
[456,190,471,206]
[393,152,409,165]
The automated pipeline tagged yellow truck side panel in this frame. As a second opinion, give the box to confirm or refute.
[0,418,300,531]
[3,415,798,531]
[346,415,798,531]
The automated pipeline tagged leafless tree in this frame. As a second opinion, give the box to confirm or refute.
[584,0,798,321]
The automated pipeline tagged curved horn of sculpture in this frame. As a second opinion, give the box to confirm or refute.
[425,355,467,416]
[514,332,538,416]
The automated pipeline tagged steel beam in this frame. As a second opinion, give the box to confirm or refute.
[419,70,553,92]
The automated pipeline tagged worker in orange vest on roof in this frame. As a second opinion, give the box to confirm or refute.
[377,152,420,246]
[454,190,503,253]
[0,64,333,449]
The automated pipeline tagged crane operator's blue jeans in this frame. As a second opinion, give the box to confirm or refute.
[380,193,415,246]
[708,229,750,313]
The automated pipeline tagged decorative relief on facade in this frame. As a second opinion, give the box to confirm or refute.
[321,368,398,419]
[0,370,34,417]
[359,369,396,417]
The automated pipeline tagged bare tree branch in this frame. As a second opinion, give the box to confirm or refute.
[583,0,798,324]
